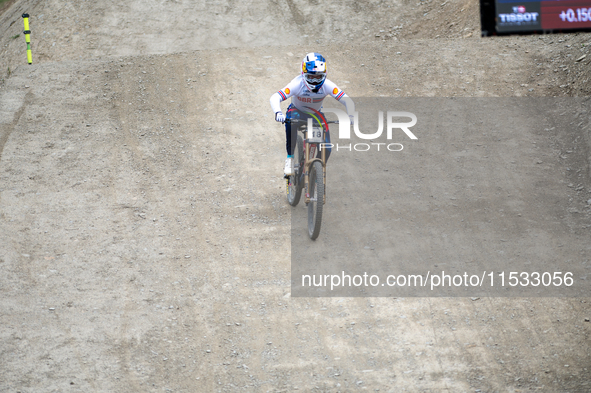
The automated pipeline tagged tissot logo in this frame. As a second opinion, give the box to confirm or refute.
[498,5,539,24]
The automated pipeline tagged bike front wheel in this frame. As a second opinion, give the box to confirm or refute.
[308,160,324,240]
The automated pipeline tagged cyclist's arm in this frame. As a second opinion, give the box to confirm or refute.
[324,80,355,117]
[270,93,283,113]
[270,78,299,114]
[340,94,355,118]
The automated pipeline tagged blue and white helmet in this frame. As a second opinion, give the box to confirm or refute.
[301,52,327,92]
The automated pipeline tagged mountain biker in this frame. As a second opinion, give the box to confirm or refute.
[270,52,355,176]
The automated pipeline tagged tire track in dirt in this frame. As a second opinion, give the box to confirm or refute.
[0,91,30,164]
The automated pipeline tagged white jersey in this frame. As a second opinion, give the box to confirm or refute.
[270,75,353,115]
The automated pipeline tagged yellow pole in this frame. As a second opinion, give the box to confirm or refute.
[22,13,32,65]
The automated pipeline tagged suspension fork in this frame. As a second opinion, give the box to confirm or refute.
[322,141,326,204]
[304,138,310,204]
[303,127,328,204]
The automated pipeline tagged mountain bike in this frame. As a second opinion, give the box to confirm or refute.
[285,118,337,240]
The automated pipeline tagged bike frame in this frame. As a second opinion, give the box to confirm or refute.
[287,118,337,205]
[302,124,326,204]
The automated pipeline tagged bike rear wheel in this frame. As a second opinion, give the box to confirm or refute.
[308,160,324,240]
[287,134,304,206]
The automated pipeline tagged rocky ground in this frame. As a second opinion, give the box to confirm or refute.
[1,0,590,392]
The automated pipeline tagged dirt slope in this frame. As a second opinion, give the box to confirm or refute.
[1,0,590,392]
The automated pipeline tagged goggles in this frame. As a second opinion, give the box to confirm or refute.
[304,72,326,85]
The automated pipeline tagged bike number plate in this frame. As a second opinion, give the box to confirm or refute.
[307,127,323,143]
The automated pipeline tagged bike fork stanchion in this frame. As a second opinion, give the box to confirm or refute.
[322,143,326,204]
[304,134,310,204]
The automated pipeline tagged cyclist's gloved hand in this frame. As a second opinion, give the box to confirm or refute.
[349,115,355,126]
[275,112,285,123]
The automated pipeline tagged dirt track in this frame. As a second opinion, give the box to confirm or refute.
[1,0,591,392]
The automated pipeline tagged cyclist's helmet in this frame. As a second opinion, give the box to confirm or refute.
[301,52,327,93]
